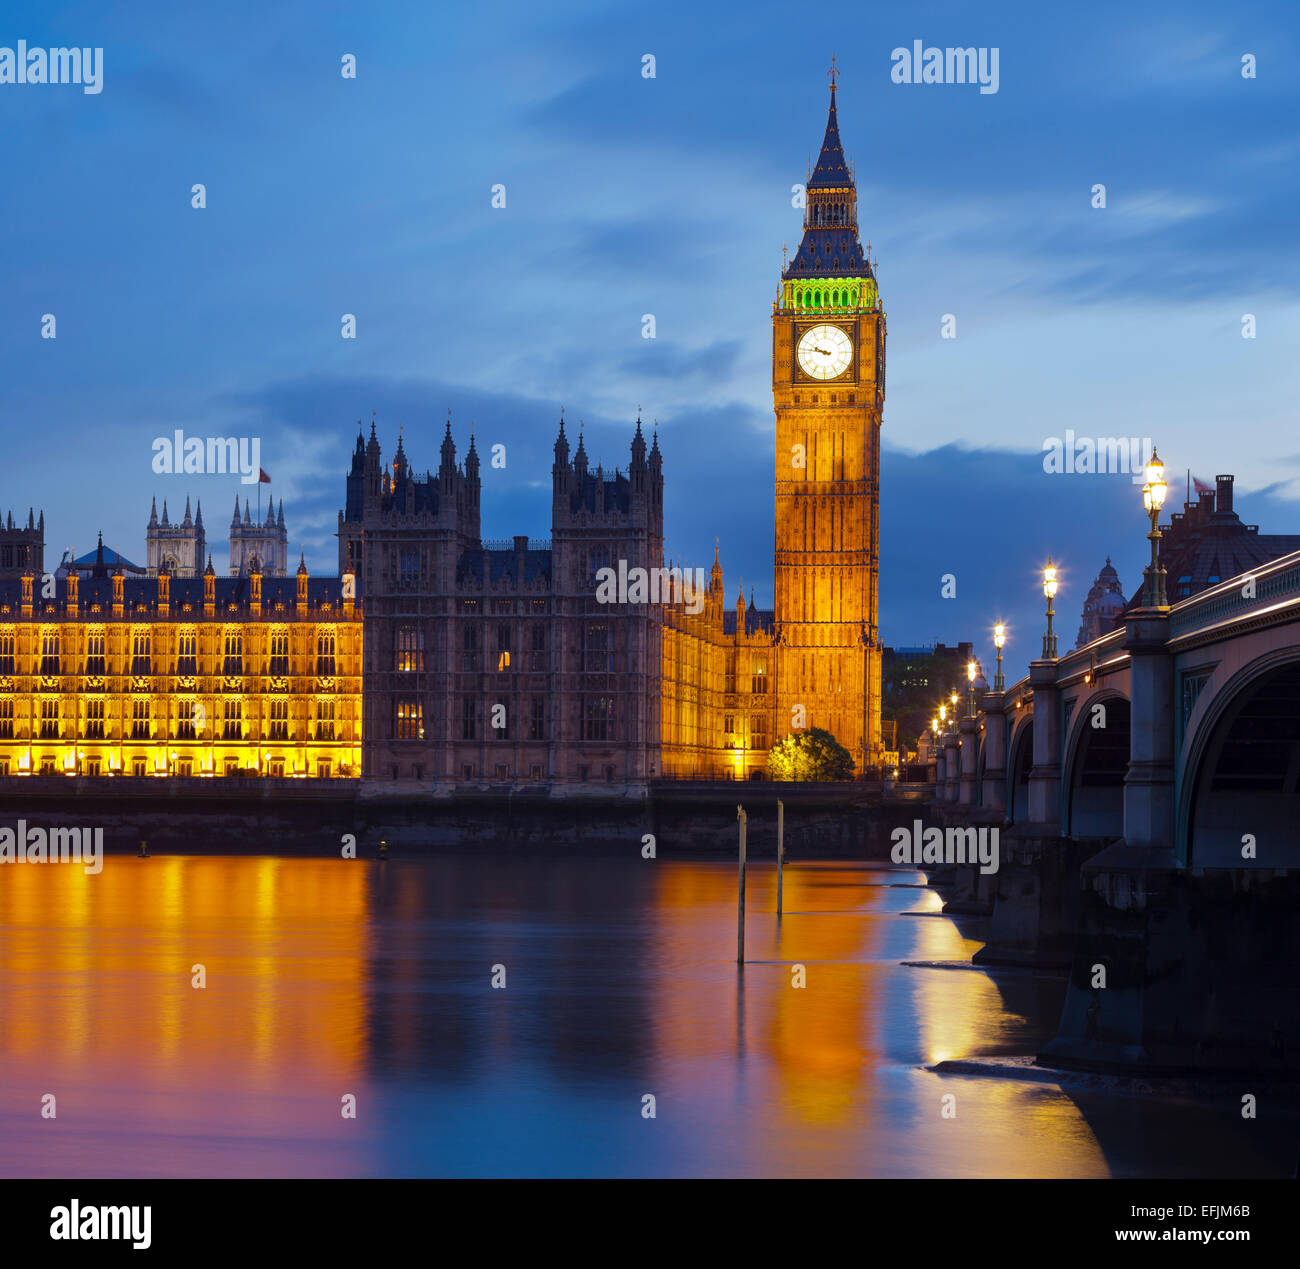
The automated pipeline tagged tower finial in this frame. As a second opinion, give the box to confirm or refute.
[828,55,839,91]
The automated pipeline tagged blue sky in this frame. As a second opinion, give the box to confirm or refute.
[2,0,1298,677]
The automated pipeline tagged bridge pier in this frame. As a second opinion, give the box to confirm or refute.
[958,715,979,806]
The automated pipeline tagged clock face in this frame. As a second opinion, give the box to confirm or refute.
[797,324,853,380]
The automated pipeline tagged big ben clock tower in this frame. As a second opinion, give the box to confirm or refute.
[773,68,884,770]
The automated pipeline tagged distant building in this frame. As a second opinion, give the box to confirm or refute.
[1122,474,1300,615]
[146,496,206,576]
[883,642,975,751]
[1076,558,1126,647]
[229,497,288,577]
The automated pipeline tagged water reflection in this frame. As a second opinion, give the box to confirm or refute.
[0,855,1288,1177]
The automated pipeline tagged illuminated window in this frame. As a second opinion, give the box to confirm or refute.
[0,630,14,674]
[40,629,60,674]
[268,629,290,675]
[130,699,150,740]
[222,699,243,740]
[497,650,510,672]
[315,699,336,741]
[268,698,289,740]
[316,629,336,676]
[751,660,768,695]
[85,699,105,740]
[0,698,13,739]
[395,699,423,740]
[395,626,424,672]
[175,630,196,675]
[131,628,151,674]
[223,628,243,675]
[175,699,197,740]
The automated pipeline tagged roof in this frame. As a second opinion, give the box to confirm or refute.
[455,547,553,589]
[68,545,144,573]
[0,574,351,616]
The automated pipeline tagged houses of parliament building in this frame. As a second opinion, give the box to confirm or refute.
[0,77,883,789]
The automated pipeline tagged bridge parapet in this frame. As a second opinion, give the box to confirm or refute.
[1168,548,1300,640]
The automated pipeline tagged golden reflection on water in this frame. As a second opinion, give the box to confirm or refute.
[0,857,369,1090]
[0,854,1120,1176]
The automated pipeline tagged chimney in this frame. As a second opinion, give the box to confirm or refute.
[1216,473,1234,515]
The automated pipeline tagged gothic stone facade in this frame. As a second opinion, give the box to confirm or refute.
[340,419,667,787]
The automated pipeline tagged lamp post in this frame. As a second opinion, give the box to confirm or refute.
[1042,559,1059,659]
[966,659,978,717]
[993,622,1006,691]
[1141,447,1169,608]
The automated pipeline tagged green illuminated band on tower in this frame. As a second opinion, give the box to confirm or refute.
[780,276,879,312]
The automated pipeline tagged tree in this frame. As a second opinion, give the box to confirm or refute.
[766,728,855,781]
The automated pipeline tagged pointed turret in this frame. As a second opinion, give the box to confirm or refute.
[195,499,204,528]
[808,76,850,189]
[232,494,241,526]
[161,499,170,528]
[148,496,159,528]
[182,496,193,527]
[277,499,285,528]
[204,552,215,576]
[573,427,588,478]
[439,415,457,479]
[243,499,251,524]
[465,430,480,480]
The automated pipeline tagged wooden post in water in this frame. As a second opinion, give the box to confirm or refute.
[776,800,785,915]
[736,805,747,964]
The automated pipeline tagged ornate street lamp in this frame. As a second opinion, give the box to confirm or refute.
[993,622,1006,691]
[966,660,978,717]
[1042,559,1059,659]
[1141,447,1169,608]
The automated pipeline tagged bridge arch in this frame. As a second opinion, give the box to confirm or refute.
[1180,649,1300,867]
[1006,713,1033,824]
[1062,690,1130,839]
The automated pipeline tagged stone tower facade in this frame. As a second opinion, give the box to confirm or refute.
[229,496,288,576]
[0,507,44,577]
[338,416,665,787]
[146,496,206,576]
[771,76,884,769]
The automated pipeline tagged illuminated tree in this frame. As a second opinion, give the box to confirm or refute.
[766,728,854,781]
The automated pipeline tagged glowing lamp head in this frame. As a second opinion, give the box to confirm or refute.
[967,660,976,683]
[1143,447,1168,511]
[994,622,1006,649]
[938,703,947,723]
[931,716,939,735]
[1043,559,1059,599]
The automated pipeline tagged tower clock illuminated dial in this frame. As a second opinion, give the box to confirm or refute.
[796,324,853,380]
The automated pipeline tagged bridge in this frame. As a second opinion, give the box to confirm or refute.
[925,548,1300,1074]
